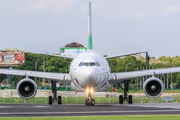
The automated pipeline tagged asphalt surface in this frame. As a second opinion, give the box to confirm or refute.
[0,103,180,117]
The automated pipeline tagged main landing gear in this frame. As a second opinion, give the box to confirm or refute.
[85,90,95,106]
[118,80,132,104]
[49,81,62,105]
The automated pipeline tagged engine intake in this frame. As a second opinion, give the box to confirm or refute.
[143,77,164,98]
[17,78,37,100]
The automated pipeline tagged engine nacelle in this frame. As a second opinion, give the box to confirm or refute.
[17,78,37,100]
[143,77,164,98]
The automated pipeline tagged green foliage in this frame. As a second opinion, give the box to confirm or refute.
[15,52,72,74]
[107,55,180,88]
[0,74,6,84]
[107,56,146,73]
[5,53,72,87]
[43,56,71,73]
[3,52,180,89]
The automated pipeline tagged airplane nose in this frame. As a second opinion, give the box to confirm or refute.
[80,68,99,88]
[86,72,96,86]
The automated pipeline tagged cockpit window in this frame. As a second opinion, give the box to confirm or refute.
[78,62,101,67]
[83,62,90,66]
[95,62,100,66]
[78,62,83,66]
[90,62,95,66]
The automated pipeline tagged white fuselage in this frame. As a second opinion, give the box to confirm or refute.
[69,51,110,92]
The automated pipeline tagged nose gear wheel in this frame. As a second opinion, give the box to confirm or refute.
[85,98,95,106]
[85,93,95,106]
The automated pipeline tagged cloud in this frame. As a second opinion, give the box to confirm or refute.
[21,0,77,13]
[163,5,180,15]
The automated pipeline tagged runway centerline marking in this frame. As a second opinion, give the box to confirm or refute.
[34,106,50,107]
[0,106,14,108]
[1,110,180,115]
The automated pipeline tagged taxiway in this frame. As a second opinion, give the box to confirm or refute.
[0,103,180,117]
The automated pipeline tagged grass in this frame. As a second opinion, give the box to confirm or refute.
[129,90,144,93]
[128,89,180,93]
[0,95,180,104]
[0,115,180,120]
[164,89,180,93]
[0,89,180,104]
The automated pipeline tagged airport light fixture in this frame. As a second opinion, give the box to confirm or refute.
[35,61,37,83]
[125,63,131,72]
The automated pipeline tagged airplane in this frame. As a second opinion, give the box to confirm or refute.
[1,2,180,106]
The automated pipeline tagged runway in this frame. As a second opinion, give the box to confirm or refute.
[0,103,180,117]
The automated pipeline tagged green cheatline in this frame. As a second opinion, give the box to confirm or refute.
[1,115,180,120]
[88,37,92,50]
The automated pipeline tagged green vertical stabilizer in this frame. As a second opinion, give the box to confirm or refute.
[88,35,92,50]
[88,2,92,50]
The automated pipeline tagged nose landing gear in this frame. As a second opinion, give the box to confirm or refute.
[85,93,95,106]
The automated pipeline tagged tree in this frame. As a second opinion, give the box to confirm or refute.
[0,74,7,86]
[42,56,71,73]
[5,52,180,89]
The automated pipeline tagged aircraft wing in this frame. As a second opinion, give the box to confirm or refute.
[0,69,71,85]
[105,51,147,59]
[108,67,180,84]
[28,52,74,59]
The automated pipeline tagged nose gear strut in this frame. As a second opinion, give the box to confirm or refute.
[85,92,95,106]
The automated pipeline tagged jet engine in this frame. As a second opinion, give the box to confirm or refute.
[143,77,164,98]
[17,78,37,100]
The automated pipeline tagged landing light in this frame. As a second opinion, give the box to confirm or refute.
[91,89,93,93]
[86,88,94,93]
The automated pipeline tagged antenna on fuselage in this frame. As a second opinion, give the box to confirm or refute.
[88,2,92,50]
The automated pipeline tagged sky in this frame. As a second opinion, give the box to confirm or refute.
[0,0,180,58]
